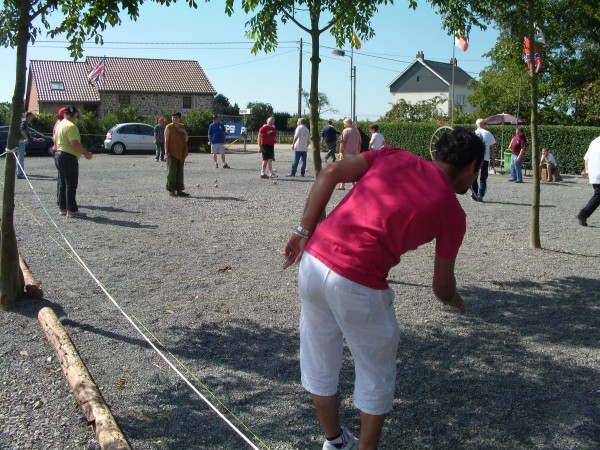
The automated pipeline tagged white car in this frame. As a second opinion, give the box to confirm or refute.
[104,123,156,155]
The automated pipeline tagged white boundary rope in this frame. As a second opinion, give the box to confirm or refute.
[5,150,263,450]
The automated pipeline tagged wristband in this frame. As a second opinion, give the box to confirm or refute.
[295,225,312,238]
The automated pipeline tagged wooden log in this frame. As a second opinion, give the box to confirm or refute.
[18,255,43,298]
[38,307,131,450]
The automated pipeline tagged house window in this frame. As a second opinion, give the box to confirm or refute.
[50,82,65,90]
[118,95,130,106]
[416,76,420,82]
[183,96,192,109]
[455,94,466,106]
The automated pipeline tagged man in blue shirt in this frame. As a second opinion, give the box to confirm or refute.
[321,120,340,163]
[208,115,229,168]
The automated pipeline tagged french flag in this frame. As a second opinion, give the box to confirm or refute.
[87,57,106,83]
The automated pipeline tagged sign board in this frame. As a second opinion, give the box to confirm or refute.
[224,122,247,138]
[239,108,252,115]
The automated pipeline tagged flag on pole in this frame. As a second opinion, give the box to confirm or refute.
[87,57,107,83]
[351,32,361,49]
[454,29,468,52]
[523,37,542,74]
[534,23,546,43]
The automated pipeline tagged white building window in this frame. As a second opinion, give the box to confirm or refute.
[455,94,466,106]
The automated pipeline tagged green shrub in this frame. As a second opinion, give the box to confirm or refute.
[181,110,213,152]
[350,122,600,174]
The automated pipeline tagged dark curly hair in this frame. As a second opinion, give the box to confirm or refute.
[434,127,484,170]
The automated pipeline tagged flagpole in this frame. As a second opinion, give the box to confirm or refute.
[450,33,456,127]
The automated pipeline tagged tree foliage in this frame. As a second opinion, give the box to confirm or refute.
[383,96,447,122]
[472,0,600,126]
[245,101,274,131]
[212,93,240,116]
[301,90,338,118]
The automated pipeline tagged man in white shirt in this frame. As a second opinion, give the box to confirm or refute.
[368,124,385,150]
[288,118,310,177]
[577,135,600,226]
[471,118,496,202]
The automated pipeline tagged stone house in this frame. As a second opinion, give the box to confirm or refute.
[388,51,475,115]
[25,56,216,118]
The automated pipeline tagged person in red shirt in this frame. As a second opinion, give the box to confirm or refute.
[258,116,277,179]
[509,127,527,183]
[282,127,484,450]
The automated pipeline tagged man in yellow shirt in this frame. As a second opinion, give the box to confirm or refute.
[54,106,93,218]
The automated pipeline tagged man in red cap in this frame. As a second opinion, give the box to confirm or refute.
[154,117,166,162]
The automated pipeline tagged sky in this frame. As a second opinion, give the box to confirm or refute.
[0,2,500,121]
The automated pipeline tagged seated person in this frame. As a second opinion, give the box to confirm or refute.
[539,147,559,181]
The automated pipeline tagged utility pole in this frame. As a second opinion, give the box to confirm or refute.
[298,38,302,117]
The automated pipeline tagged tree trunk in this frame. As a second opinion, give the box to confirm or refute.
[527,0,541,249]
[0,0,29,311]
[308,24,323,178]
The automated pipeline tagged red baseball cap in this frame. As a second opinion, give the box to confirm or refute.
[58,107,66,117]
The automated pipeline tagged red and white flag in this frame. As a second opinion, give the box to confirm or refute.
[455,30,469,52]
[87,57,106,83]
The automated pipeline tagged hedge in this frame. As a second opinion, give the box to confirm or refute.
[345,122,600,175]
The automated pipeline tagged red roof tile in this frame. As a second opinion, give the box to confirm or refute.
[29,60,100,103]
[86,56,216,94]
[28,57,216,103]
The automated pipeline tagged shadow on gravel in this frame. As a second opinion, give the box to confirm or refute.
[191,196,246,202]
[388,275,600,448]
[80,205,141,214]
[81,216,158,229]
[117,318,326,449]
[483,201,556,207]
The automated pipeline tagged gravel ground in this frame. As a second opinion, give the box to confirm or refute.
[1,144,599,450]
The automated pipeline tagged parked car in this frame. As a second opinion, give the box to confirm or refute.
[104,123,156,155]
[0,125,54,156]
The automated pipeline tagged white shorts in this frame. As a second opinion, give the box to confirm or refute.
[299,252,401,415]
[211,143,225,154]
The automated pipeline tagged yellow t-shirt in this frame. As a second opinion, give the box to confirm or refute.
[55,119,82,159]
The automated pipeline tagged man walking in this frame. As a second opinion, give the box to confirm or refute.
[154,118,166,161]
[165,112,190,197]
[509,128,527,183]
[288,117,310,177]
[17,111,44,179]
[208,115,229,168]
[282,127,484,450]
[321,120,340,163]
[471,118,496,201]
[576,135,600,226]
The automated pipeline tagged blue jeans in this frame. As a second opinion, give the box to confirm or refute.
[290,151,307,176]
[56,152,79,212]
[471,160,489,197]
[16,140,26,177]
[510,154,522,182]
[155,143,164,160]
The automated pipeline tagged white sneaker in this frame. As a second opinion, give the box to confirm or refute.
[322,428,358,450]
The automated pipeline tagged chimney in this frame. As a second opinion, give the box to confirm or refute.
[416,51,424,60]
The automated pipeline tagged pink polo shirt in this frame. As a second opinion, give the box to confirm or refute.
[305,148,466,289]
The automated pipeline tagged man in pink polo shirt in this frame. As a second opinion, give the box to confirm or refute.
[283,127,484,450]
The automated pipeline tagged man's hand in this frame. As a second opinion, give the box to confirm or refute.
[282,234,307,269]
[165,152,170,161]
[445,292,466,315]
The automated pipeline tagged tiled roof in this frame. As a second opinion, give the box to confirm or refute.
[388,58,473,88]
[29,60,100,103]
[423,59,473,86]
[86,56,216,94]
